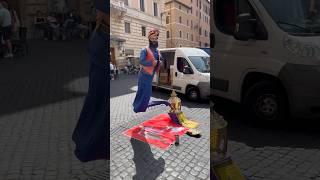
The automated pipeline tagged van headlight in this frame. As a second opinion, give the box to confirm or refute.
[283,35,320,58]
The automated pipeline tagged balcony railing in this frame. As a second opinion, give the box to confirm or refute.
[110,0,127,13]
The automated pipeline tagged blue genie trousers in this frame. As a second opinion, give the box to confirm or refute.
[133,71,170,113]
[133,71,154,113]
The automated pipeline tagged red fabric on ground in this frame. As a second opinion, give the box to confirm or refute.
[123,114,188,150]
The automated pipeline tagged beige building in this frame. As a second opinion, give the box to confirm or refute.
[110,0,166,69]
[9,0,95,39]
[164,0,210,48]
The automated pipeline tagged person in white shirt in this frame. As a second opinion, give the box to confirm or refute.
[110,62,114,80]
[0,2,13,58]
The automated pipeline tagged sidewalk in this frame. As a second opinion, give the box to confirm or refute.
[110,76,210,179]
[0,40,106,179]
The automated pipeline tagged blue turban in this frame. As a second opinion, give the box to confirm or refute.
[95,0,108,14]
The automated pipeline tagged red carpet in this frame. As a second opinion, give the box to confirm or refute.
[123,114,188,150]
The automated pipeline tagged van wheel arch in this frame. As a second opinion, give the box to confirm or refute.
[186,85,200,101]
[241,72,290,121]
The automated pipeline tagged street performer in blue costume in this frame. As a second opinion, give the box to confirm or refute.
[72,0,109,162]
[133,29,170,113]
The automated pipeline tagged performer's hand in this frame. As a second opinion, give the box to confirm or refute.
[152,60,157,67]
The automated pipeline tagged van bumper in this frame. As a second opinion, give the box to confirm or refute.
[279,63,320,119]
[198,82,210,99]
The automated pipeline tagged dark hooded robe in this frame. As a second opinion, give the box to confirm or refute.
[72,0,109,162]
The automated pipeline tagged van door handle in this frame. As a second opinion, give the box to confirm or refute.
[175,72,178,77]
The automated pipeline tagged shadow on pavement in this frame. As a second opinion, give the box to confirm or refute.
[130,134,165,180]
[0,40,89,117]
[214,97,320,149]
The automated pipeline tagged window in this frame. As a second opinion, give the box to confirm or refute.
[166,16,170,24]
[167,31,170,38]
[140,0,145,12]
[125,22,130,33]
[142,26,146,36]
[199,41,201,47]
[180,44,182,47]
[191,0,192,3]
[179,16,182,23]
[179,30,182,38]
[177,57,192,73]
[205,30,207,37]
[124,0,128,6]
[179,5,181,10]
[187,20,189,26]
[200,12,201,19]
[215,0,237,35]
[199,27,202,35]
[200,1,202,9]
[205,43,208,47]
[191,34,193,41]
[154,2,158,16]
[197,0,198,7]
[187,33,189,39]
[191,7,193,14]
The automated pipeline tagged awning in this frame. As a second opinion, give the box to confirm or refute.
[110,34,126,42]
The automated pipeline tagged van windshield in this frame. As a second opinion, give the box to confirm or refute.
[260,0,320,36]
[188,56,210,73]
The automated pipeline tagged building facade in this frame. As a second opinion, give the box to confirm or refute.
[9,0,95,39]
[110,0,166,69]
[164,0,210,48]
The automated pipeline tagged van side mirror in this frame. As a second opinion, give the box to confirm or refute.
[234,13,256,41]
[183,66,193,74]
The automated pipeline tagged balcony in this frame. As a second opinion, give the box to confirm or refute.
[110,0,127,18]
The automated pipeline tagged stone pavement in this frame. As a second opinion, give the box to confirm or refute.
[0,40,107,179]
[213,102,320,180]
[229,141,320,180]
[110,76,210,179]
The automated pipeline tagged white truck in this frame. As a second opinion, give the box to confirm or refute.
[211,0,320,121]
[152,48,210,101]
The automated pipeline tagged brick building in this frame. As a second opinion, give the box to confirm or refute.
[164,0,210,48]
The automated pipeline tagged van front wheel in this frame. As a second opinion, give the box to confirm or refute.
[243,81,288,122]
[186,87,200,101]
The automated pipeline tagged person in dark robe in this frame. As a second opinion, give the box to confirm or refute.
[72,0,109,162]
[132,29,170,113]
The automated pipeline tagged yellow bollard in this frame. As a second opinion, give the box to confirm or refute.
[211,104,246,180]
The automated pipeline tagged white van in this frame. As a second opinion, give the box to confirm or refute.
[152,48,210,101]
[211,0,320,121]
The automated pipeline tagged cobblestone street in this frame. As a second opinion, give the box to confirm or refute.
[214,99,320,180]
[0,40,107,179]
[110,76,210,179]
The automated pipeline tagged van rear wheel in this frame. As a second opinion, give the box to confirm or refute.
[187,87,200,101]
[243,81,288,122]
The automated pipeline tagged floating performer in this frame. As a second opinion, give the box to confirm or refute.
[133,28,170,113]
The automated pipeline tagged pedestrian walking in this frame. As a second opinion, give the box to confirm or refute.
[0,1,13,58]
[110,61,114,80]
[72,0,109,162]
